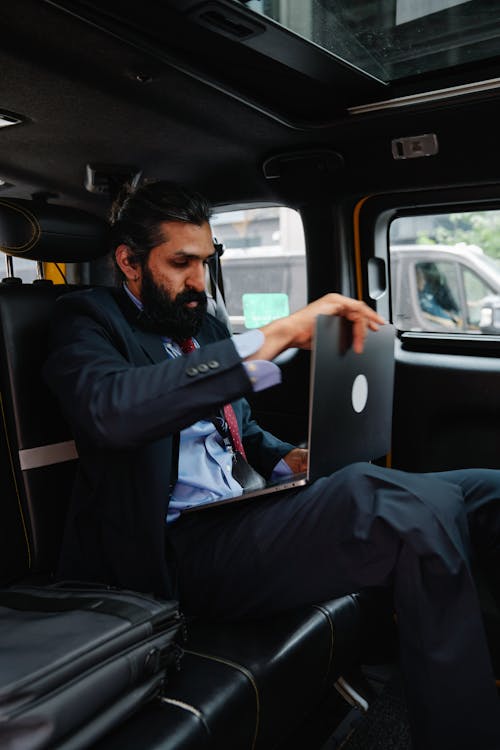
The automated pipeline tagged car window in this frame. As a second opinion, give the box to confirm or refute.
[211,206,306,332]
[462,267,496,327]
[390,210,500,334]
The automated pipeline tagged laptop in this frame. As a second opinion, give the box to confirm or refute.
[182,315,395,513]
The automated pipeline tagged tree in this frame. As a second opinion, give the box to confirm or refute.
[418,212,500,259]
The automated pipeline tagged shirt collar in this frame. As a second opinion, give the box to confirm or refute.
[123,282,143,310]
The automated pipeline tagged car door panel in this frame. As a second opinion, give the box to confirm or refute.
[393,343,500,472]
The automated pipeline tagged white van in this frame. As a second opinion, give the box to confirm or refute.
[390,244,500,333]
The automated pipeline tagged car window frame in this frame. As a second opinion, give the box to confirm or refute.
[354,185,500,355]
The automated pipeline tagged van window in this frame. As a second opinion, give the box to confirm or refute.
[414,261,461,329]
[390,210,500,334]
[212,207,306,332]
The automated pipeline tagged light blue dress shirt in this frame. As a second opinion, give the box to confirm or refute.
[122,285,292,521]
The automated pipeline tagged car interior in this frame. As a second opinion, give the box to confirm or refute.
[1,1,500,748]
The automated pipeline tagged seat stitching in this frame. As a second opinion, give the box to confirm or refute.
[312,603,335,684]
[0,200,40,252]
[0,391,31,568]
[159,696,212,737]
[184,648,260,750]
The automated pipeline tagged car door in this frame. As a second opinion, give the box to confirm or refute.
[356,188,500,474]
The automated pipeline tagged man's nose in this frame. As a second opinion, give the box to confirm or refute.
[186,261,206,292]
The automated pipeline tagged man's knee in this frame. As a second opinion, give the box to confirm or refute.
[331,461,403,501]
[329,462,467,544]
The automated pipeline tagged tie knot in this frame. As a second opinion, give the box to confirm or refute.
[178,338,195,354]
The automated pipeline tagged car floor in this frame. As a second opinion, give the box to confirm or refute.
[321,580,500,750]
[325,664,411,750]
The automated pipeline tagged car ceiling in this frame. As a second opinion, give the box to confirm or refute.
[2,0,500,217]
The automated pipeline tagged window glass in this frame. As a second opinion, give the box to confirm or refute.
[415,261,461,329]
[0,257,74,285]
[240,0,494,83]
[390,210,500,334]
[211,207,306,332]
[462,267,496,327]
[1,256,38,283]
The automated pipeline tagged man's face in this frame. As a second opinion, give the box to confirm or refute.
[133,221,215,339]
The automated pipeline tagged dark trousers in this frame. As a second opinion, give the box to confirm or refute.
[169,463,500,750]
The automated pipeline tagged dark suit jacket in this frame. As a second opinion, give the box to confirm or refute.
[43,287,294,598]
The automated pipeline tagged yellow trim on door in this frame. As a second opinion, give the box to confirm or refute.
[352,196,373,301]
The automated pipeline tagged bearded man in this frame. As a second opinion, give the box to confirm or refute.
[44,181,500,750]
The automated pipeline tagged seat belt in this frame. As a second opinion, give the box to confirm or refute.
[208,239,232,333]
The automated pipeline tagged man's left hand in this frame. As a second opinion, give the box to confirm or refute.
[284,448,308,473]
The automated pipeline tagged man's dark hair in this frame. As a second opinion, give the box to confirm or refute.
[109,180,212,279]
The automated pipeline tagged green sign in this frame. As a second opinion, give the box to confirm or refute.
[242,293,290,329]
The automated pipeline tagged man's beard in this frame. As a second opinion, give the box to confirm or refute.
[138,264,207,340]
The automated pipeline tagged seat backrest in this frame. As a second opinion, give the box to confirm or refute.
[0,199,108,584]
[0,284,80,582]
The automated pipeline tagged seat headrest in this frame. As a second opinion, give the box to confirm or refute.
[0,198,108,262]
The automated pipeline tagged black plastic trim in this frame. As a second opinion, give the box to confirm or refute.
[399,331,500,357]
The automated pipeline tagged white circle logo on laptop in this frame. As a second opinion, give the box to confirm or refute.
[351,374,368,413]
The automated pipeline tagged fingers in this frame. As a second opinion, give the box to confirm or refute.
[352,318,368,354]
[283,447,309,473]
[333,295,385,326]
[331,295,386,354]
[288,294,386,352]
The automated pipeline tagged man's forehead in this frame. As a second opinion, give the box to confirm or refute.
[157,220,214,256]
[158,219,211,235]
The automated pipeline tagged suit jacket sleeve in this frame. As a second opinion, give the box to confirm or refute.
[43,288,254,450]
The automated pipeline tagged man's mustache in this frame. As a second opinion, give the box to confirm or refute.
[175,290,207,306]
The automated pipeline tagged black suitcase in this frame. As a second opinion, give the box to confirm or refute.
[0,584,184,750]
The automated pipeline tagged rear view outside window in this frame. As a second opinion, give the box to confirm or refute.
[1,256,38,283]
[212,207,306,332]
[0,258,74,285]
[390,211,500,334]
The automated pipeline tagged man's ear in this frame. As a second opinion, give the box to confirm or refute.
[115,244,140,282]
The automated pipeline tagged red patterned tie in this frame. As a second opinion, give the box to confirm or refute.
[177,338,247,459]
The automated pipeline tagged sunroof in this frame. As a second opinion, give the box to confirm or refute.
[236,0,500,84]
